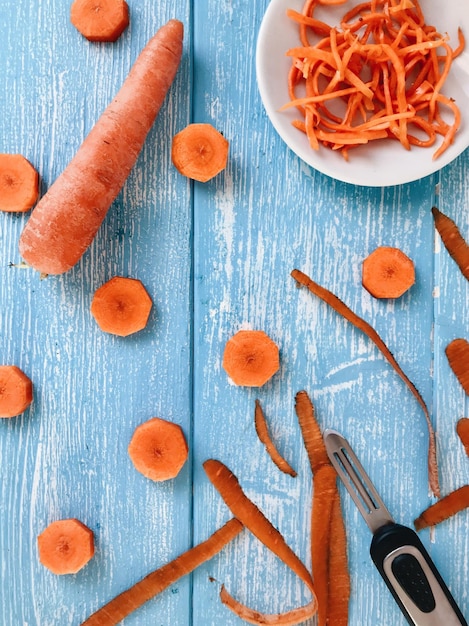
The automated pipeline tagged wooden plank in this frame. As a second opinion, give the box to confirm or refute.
[0,1,192,624]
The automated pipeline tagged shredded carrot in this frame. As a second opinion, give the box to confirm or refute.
[70,0,129,42]
[285,0,464,159]
[203,459,318,619]
[0,365,33,418]
[432,207,469,282]
[81,519,243,626]
[291,268,440,498]
[457,418,469,458]
[362,246,415,299]
[445,339,469,395]
[254,400,297,477]
[295,390,350,626]
[414,485,469,531]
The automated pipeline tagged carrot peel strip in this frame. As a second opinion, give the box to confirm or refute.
[445,339,469,395]
[456,418,469,458]
[414,485,469,530]
[80,519,243,626]
[432,207,469,282]
[254,400,297,477]
[291,269,440,498]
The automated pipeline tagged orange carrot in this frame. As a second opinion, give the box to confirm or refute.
[0,154,39,213]
[128,417,188,482]
[90,276,153,336]
[295,390,350,626]
[445,339,469,395]
[70,0,129,42]
[37,518,95,575]
[171,123,229,182]
[203,458,318,614]
[362,246,415,299]
[456,418,469,458]
[285,0,463,159]
[0,365,33,418]
[19,19,183,275]
[219,585,317,625]
[414,485,469,531]
[432,207,469,282]
[222,330,280,387]
[81,519,243,626]
[254,400,297,477]
[291,268,440,498]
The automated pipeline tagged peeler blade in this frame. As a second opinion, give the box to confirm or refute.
[323,428,394,534]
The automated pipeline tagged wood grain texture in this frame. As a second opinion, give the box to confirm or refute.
[1,0,468,625]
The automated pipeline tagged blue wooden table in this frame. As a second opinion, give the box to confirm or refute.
[1,1,468,624]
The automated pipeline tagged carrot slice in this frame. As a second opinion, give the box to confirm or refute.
[128,417,188,482]
[295,390,350,626]
[70,0,129,42]
[222,330,280,387]
[90,276,152,336]
[254,400,297,477]
[432,207,469,282]
[456,418,469,458]
[291,268,440,498]
[81,518,243,626]
[203,458,317,609]
[362,246,415,298]
[0,154,39,213]
[19,19,183,275]
[38,518,94,575]
[0,365,33,418]
[219,585,317,625]
[414,485,469,530]
[171,123,229,183]
[445,339,469,395]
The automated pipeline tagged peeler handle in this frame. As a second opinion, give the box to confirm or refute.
[370,523,467,626]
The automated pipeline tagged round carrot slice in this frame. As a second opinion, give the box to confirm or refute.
[171,123,229,182]
[128,417,188,481]
[0,154,39,213]
[0,365,33,418]
[90,276,152,336]
[37,518,95,575]
[70,0,129,42]
[222,330,280,387]
[362,246,415,299]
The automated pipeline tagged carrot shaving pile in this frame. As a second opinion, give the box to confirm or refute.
[284,0,464,160]
[295,390,350,626]
[254,400,298,477]
[291,268,440,498]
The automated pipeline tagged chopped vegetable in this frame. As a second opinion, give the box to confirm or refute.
[70,0,129,42]
[295,390,350,626]
[362,246,415,299]
[284,0,463,160]
[81,518,243,625]
[171,123,229,182]
[432,207,469,282]
[0,365,33,418]
[456,418,469,458]
[0,154,39,213]
[291,268,440,498]
[128,417,188,481]
[19,19,184,274]
[203,459,318,617]
[222,330,280,387]
[445,338,469,395]
[37,518,94,575]
[254,399,297,477]
[414,486,469,531]
[90,276,153,336]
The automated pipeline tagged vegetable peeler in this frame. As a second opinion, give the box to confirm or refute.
[323,429,468,626]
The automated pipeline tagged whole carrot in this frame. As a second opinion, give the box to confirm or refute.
[19,19,184,275]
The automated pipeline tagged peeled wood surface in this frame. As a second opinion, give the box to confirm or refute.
[1,1,469,625]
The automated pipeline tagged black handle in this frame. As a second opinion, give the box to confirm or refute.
[370,523,467,625]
